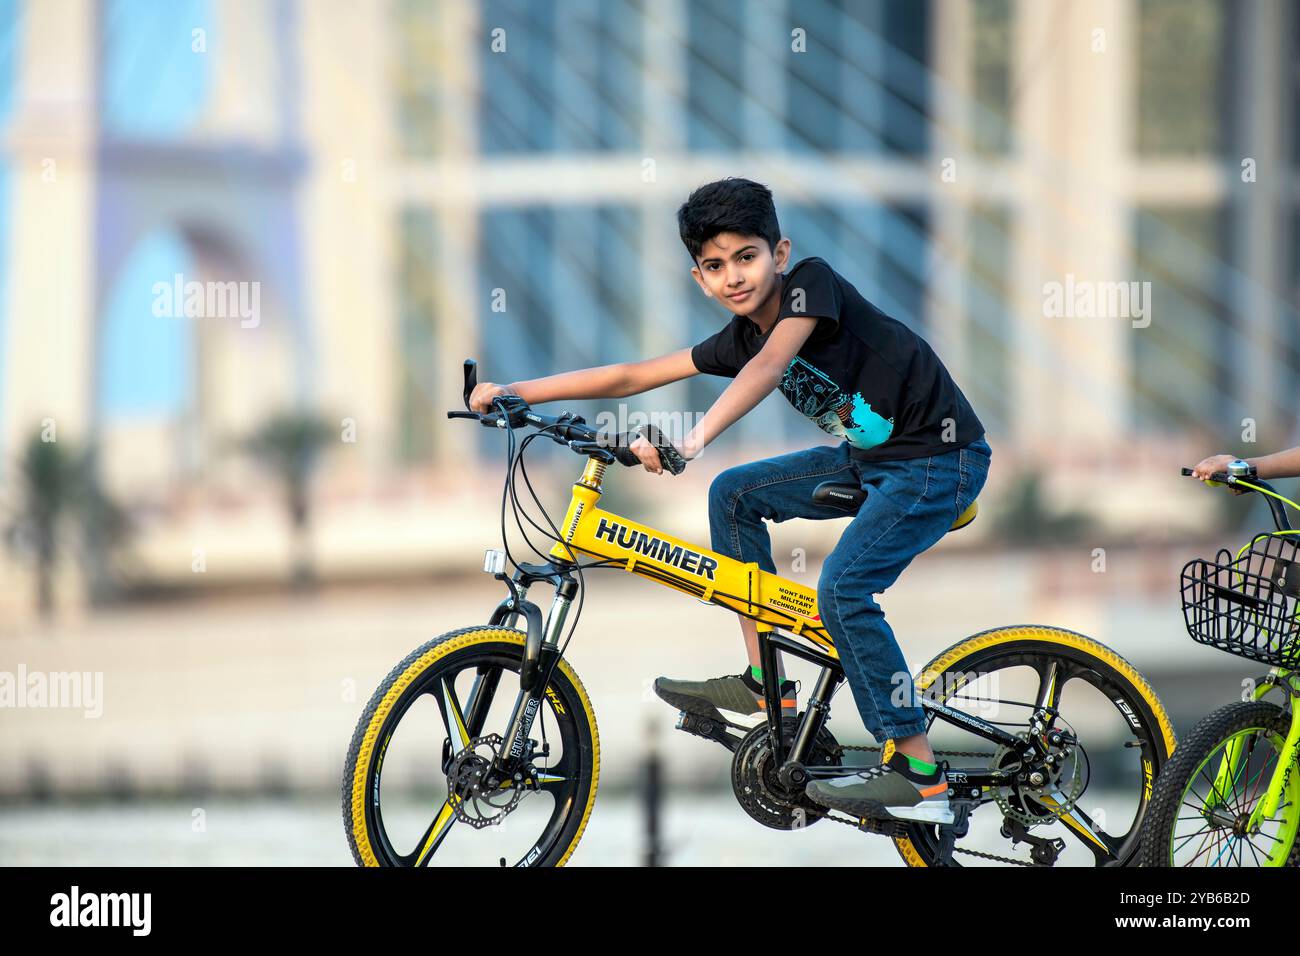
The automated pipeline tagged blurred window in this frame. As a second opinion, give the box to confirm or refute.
[970,0,1012,156]
[965,206,1011,434]
[783,0,931,155]
[475,0,642,155]
[396,209,440,463]
[1131,207,1228,430]
[686,0,747,151]
[101,0,211,138]
[1136,0,1226,156]
[474,205,641,456]
[99,230,195,417]
[394,0,441,158]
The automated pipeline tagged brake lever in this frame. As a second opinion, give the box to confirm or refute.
[568,440,617,463]
[462,358,478,411]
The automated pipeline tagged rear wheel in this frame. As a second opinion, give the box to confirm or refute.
[891,625,1176,867]
[1138,700,1300,867]
[343,626,599,867]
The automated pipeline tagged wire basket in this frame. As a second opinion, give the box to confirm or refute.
[1181,532,1300,669]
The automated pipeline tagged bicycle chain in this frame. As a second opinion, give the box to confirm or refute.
[827,744,1035,866]
[835,744,996,759]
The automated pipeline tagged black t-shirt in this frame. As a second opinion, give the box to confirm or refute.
[691,257,984,462]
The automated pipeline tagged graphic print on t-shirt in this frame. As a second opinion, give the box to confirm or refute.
[779,356,894,450]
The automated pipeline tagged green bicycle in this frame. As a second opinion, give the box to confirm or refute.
[1139,462,1300,867]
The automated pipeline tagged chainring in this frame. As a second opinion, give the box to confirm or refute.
[730,718,842,830]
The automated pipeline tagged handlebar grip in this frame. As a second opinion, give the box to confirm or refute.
[1182,466,1234,484]
[639,424,687,476]
[612,445,642,468]
[462,359,478,411]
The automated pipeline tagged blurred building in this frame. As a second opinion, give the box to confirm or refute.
[0,0,1297,607]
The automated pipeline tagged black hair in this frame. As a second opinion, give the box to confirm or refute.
[676,177,781,261]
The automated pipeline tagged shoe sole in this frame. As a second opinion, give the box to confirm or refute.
[653,680,793,731]
[805,792,955,826]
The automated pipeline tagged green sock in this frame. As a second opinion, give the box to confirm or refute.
[903,754,939,776]
[750,665,763,681]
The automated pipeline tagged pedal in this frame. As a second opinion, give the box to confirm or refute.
[855,815,907,838]
[674,711,743,753]
[933,800,973,866]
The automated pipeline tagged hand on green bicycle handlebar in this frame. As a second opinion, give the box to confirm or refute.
[1188,453,1237,480]
[1189,453,1249,494]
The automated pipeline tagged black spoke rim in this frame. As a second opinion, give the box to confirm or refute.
[905,646,1162,866]
[365,649,583,866]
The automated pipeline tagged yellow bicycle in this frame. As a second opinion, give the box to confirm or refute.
[342,360,1175,867]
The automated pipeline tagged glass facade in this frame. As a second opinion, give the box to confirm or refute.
[478,0,643,154]
[101,0,211,138]
[397,209,441,463]
[473,205,642,455]
[970,0,1012,156]
[1136,0,1225,156]
[1131,207,1228,431]
[385,0,1295,461]
[965,206,1010,434]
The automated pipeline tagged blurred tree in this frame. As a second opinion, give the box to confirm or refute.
[4,429,130,618]
[242,412,337,588]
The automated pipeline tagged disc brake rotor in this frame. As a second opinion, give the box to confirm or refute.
[992,730,1085,827]
[446,733,527,829]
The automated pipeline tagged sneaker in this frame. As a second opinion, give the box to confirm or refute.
[654,670,797,730]
[803,743,952,824]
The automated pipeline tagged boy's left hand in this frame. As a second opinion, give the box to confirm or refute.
[628,434,665,474]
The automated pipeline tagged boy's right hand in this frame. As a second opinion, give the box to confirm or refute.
[469,382,520,413]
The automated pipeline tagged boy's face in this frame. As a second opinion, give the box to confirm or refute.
[690,231,790,316]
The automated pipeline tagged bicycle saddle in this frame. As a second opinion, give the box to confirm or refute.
[811,481,979,533]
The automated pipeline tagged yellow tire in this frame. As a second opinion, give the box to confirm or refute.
[343,626,599,867]
[891,625,1176,867]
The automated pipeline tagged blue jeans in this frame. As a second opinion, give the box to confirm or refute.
[707,437,992,742]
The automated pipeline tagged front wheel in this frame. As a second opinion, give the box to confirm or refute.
[343,626,600,867]
[1138,700,1300,867]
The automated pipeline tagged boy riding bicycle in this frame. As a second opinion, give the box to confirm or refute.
[470,177,990,824]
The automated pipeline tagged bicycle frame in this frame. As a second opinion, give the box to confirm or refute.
[485,454,1052,788]
[1200,672,1300,856]
[549,457,834,647]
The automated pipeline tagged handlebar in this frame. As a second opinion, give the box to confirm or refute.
[1182,464,1293,532]
[448,358,686,475]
